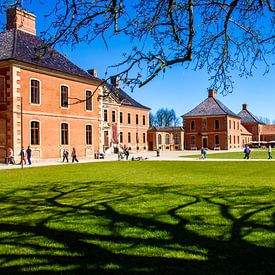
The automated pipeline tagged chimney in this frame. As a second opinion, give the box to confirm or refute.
[242,104,248,111]
[208,89,217,98]
[6,8,36,35]
[87,69,97,77]
[110,76,119,90]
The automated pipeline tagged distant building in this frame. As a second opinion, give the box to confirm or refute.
[102,77,150,153]
[238,104,265,142]
[147,126,184,151]
[182,89,245,150]
[238,104,275,143]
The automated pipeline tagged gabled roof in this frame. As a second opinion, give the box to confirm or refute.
[0,28,150,110]
[0,29,98,81]
[182,96,239,118]
[240,125,253,136]
[238,109,264,124]
[105,84,150,110]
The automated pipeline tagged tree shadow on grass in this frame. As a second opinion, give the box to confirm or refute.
[0,181,274,274]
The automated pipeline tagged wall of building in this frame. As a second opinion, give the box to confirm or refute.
[147,129,184,151]
[102,99,149,152]
[9,64,101,161]
[184,115,231,150]
[0,66,13,160]
[227,116,242,149]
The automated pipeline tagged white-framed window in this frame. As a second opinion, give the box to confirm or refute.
[127,113,131,124]
[112,111,116,122]
[104,109,108,122]
[165,134,170,145]
[61,123,69,145]
[174,133,179,144]
[85,90,93,111]
[119,112,123,123]
[86,124,92,145]
[143,115,146,125]
[30,120,40,145]
[158,134,162,144]
[128,132,131,143]
[60,85,69,108]
[30,79,41,105]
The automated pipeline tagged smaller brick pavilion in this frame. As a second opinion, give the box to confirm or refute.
[182,89,252,150]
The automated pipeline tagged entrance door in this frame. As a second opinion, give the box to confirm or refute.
[202,137,208,148]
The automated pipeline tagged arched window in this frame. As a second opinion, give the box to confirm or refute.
[158,134,162,144]
[61,85,69,107]
[61,123,69,145]
[30,121,40,145]
[86,125,92,145]
[165,134,170,145]
[191,120,195,130]
[30,79,40,104]
[85,90,92,111]
[174,133,179,144]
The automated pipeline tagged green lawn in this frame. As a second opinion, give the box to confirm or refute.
[183,148,271,159]
[0,161,274,274]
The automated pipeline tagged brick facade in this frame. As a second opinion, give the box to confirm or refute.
[147,127,184,151]
[0,8,149,162]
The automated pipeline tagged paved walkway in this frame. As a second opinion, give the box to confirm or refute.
[0,149,271,170]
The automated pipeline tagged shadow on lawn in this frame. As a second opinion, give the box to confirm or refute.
[0,181,274,274]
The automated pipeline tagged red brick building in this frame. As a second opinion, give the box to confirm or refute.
[0,8,150,162]
[182,89,250,150]
[238,104,275,143]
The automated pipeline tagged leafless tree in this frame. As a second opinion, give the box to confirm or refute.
[152,108,180,126]
[1,0,274,94]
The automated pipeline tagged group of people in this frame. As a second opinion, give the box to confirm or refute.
[118,146,130,160]
[62,148,79,163]
[6,146,32,165]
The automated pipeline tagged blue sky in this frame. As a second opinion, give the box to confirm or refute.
[2,2,275,120]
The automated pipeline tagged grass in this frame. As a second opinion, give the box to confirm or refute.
[183,148,271,159]
[0,161,274,274]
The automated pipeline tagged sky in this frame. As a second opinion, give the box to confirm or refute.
[1,2,275,121]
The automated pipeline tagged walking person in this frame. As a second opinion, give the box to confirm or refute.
[7,148,15,164]
[62,149,69,162]
[268,145,272,159]
[26,146,32,165]
[243,145,250,159]
[200,147,206,160]
[71,147,79,163]
[124,147,129,160]
[19,147,27,165]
